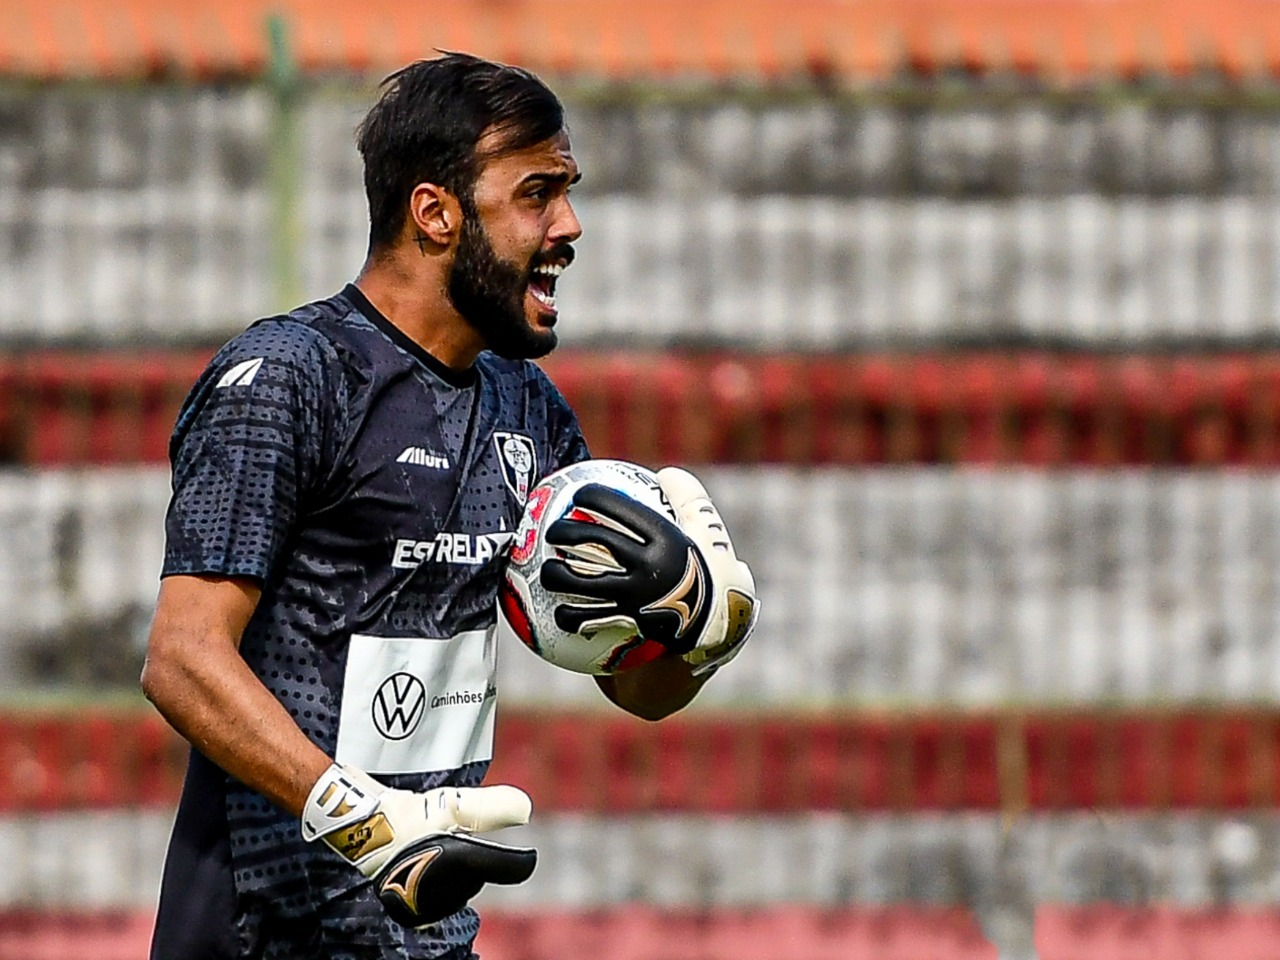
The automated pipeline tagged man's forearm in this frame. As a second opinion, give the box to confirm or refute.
[594,653,709,721]
[141,575,332,816]
[142,645,332,815]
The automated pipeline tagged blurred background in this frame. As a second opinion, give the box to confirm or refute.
[5,0,1280,957]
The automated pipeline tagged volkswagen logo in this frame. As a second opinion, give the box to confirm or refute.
[371,672,427,740]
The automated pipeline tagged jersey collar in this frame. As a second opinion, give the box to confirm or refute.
[341,284,478,389]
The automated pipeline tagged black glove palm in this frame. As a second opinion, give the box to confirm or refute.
[539,483,711,655]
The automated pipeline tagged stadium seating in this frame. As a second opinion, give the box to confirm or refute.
[6,1,1280,956]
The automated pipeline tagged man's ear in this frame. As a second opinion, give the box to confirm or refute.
[408,182,461,251]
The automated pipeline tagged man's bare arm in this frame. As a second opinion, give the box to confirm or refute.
[594,654,708,721]
[139,574,332,817]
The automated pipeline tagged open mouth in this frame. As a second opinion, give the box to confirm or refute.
[528,262,564,317]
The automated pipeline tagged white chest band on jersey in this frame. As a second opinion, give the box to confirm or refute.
[335,630,497,775]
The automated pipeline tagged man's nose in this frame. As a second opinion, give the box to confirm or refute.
[550,197,583,245]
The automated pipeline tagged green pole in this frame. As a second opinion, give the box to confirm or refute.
[266,13,302,311]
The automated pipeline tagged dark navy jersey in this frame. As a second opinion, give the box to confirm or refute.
[156,285,588,958]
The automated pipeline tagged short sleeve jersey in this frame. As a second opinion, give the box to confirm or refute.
[161,285,589,955]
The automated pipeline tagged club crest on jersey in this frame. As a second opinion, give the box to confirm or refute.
[494,432,537,503]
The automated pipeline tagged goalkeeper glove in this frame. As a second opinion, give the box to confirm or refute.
[656,466,759,675]
[300,763,536,927]
[540,468,758,675]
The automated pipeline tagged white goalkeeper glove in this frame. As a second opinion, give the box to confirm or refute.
[656,466,759,676]
[300,763,536,927]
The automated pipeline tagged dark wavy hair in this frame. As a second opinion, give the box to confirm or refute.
[356,52,565,252]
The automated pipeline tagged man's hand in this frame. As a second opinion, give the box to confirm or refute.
[539,469,758,676]
[301,763,536,927]
[540,482,717,655]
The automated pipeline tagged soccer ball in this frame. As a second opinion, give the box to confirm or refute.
[497,458,677,675]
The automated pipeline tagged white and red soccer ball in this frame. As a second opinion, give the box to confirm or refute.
[497,459,676,675]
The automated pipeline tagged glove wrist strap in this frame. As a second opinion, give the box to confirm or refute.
[300,763,383,842]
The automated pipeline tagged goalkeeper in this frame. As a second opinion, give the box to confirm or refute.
[141,53,757,960]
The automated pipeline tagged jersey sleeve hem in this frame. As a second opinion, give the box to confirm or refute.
[160,558,271,584]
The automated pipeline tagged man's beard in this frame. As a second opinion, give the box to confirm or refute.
[447,211,558,361]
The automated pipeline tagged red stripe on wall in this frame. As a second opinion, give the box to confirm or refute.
[477,906,999,960]
[0,911,154,960]
[4,351,1280,467]
[7,906,1280,960]
[489,710,1280,812]
[4,709,1280,813]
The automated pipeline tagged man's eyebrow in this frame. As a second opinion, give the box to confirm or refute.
[520,170,583,187]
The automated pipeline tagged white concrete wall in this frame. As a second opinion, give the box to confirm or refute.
[3,810,1277,910]
[4,88,1280,346]
[4,467,1280,704]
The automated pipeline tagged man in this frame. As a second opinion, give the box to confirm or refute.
[142,53,757,959]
